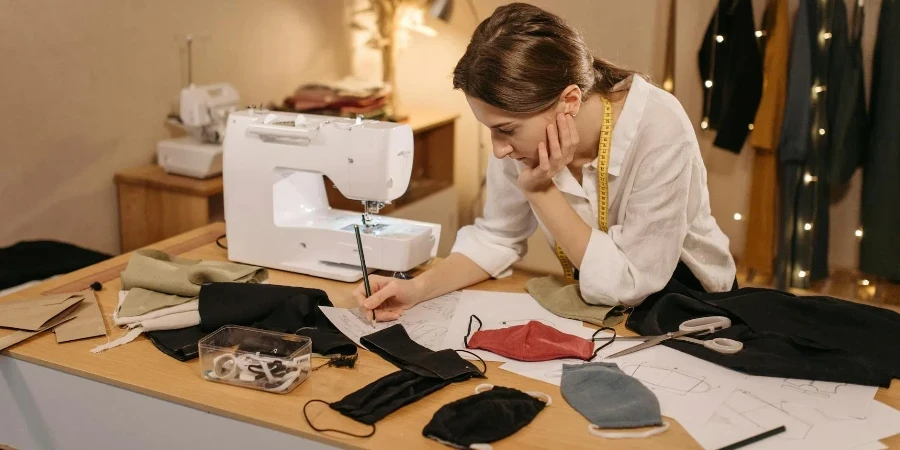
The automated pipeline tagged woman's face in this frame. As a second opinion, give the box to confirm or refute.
[466,90,578,167]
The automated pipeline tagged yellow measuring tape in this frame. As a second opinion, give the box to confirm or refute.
[555,97,612,280]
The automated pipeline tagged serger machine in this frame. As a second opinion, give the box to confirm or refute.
[222,109,441,282]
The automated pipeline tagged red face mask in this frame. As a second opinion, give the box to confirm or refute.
[464,315,617,362]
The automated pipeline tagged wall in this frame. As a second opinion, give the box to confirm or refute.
[0,0,350,254]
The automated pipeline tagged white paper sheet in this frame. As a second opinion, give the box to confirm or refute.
[851,441,888,450]
[318,290,459,351]
[740,375,878,419]
[681,395,900,450]
[440,290,587,362]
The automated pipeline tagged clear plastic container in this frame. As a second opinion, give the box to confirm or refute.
[198,325,312,394]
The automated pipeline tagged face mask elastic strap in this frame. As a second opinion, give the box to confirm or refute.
[302,399,376,438]
[590,327,617,359]
[524,391,553,406]
[588,421,670,439]
[464,314,483,347]
[454,349,488,375]
[474,383,494,394]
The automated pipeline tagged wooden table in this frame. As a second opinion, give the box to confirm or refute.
[114,109,459,253]
[2,223,898,449]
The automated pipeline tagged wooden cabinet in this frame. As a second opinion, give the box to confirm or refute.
[115,110,459,253]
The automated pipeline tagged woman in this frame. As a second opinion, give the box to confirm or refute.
[355,2,736,321]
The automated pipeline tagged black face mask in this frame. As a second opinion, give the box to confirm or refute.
[304,324,486,438]
[423,384,550,448]
[361,324,482,380]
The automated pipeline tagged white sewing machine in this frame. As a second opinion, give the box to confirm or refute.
[157,83,240,178]
[221,109,441,282]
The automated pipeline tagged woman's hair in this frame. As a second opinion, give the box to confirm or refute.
[452,2,637,114]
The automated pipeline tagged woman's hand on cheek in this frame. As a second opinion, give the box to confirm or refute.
[517,113,579,193]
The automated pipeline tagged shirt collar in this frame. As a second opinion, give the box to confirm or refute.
[588,74,650,176]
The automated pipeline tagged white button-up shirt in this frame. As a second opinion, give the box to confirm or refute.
[450,75,736,307]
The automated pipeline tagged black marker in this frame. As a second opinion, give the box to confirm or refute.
[354,225,375,328]
[716,425,786,450]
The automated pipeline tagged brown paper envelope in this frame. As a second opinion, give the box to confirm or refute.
[0,294,84,331]
[0,302,80,351]
[54,290,107,343]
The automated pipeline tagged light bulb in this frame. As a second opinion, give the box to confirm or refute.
[822,32,832,40]
[748,123,754,131]
[813,85,826,94]
[804,223,812,230]
[803,173,815,184]
[855,229,863,237]
[755,30,765,38]
[705,80,713,88]
[798,270,808,278]
[733,213,742,221]
[818,128,826,136]
[700,118,709,130]
[716,35,724,43]
[859,279,871,286]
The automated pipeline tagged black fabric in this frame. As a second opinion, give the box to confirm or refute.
[0,240,111,290]
[825,0,868,186]
[361,324,484,381]
[698,0,763,153]
[145,326,207,362]
[626,279,900,387]
[198,283,333,332]
[330,370,457,425]
[146,283,354,361]
[860,0,900,281]
[295,327,357,357]
[422,386,546,448]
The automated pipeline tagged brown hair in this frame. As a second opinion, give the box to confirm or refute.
[452,2,636,114]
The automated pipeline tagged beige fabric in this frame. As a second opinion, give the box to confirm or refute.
[525,276,625,328]
[121,249,267,298]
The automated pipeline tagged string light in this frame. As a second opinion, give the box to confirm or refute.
[704,80,714,88]
[813,85,827,94]
[748,124,754,131]
[798,270,808,278]
[716,35,724,43]
[803,173,817,184]
[733,213,743,221]
[818,128,826,136]
[821,32,832,40]
[755,30,765,38]
[700,118,709,129]
[855,229,863,238]
[859,279,871,286]
[803,223,812,231]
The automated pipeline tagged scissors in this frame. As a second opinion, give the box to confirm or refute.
[602,316,743,358]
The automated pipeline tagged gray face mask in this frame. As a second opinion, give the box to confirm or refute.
[560,362,670,439]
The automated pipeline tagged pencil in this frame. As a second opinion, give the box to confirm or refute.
[715,425,786,450]
[353,225,376,328]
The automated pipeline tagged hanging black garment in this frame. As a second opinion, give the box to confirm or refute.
[145,283,355,361]
[698,0,763,153]
[775,0,838,288]
[825,1,868,185]
[626,278,900,387]
[860,0,900,281]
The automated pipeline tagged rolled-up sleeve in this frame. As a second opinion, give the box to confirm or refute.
[451,156,537,278]
[579,139,694,307]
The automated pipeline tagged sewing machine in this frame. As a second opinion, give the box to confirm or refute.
[157,83,240,178]
[222,109,441,282]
